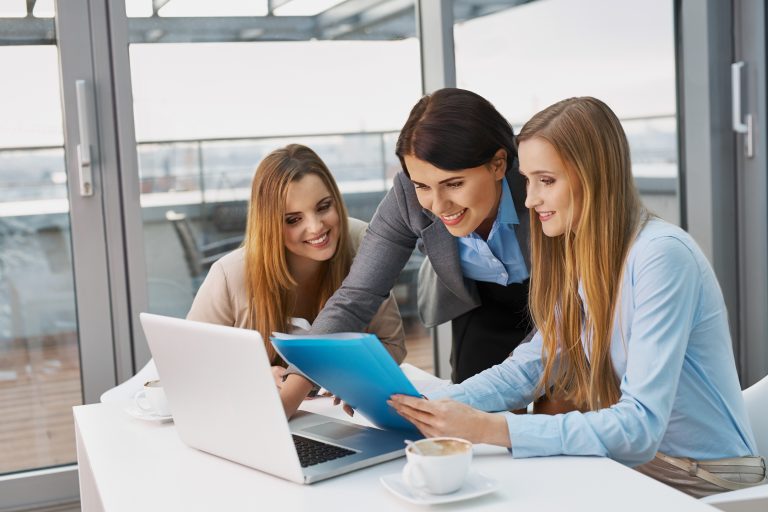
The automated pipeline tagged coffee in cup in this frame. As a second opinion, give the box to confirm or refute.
[134,380,171,416]
[402,437,472,495]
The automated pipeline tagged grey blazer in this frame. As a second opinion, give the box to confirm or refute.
[312,168,530,333]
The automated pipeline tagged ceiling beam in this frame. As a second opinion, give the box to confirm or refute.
[128,16,316,43]
[320,0,413,39]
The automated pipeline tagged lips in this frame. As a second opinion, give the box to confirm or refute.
[537,211,555,222]
[305,231,330,248]
[440,208,467,226]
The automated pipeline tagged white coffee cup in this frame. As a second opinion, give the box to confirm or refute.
[402,437,472,495]
[134,380,171,416]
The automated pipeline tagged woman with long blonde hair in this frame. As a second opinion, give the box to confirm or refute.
[188,144,405,387]
[390,97,765,497]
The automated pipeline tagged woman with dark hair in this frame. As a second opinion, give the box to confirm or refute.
[280,88,544,416]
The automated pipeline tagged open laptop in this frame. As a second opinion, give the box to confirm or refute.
[139,312,410,484]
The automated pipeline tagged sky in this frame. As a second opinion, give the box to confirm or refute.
[0,0,675,148]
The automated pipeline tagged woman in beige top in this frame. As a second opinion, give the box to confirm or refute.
[187,144,406,396]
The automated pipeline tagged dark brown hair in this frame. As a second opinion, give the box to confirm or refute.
[395,88,523,204]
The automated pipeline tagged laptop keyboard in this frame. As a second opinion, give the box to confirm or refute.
[292,434,356,468]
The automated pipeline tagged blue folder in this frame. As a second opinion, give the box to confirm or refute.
[270,332,421,431]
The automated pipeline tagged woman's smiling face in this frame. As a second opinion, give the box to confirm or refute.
[405,151,506,238]
[519,137,582,237]
[282,173,340,265]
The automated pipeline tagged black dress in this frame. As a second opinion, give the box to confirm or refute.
[449,279,532,383]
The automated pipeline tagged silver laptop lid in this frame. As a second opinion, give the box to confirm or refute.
[139,312,305,483]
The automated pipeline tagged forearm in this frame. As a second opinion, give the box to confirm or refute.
[313,185,417,335]
[280,374,314,418]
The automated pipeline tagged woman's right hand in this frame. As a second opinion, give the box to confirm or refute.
[279,374,316,418]
[271,366,287,389]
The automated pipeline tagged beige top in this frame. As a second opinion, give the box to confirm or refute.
[186,217,406,364]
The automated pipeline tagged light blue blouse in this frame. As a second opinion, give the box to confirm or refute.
[456,179,529,286]
[428,218,757,466]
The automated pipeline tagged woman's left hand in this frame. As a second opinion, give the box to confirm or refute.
[388,394,511,447]
[332,395,355,417]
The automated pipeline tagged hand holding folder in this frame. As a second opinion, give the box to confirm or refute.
[270,332,421,431]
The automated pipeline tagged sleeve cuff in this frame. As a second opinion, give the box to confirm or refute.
[424,383,463,401]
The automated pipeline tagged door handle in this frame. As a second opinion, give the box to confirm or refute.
[731,62,754,158]
[75,79,94,196]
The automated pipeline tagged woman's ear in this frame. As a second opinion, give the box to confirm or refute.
[492,148,507,178]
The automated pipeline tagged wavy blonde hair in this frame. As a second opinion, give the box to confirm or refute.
[243,144,352,364]
[518,97,646,410]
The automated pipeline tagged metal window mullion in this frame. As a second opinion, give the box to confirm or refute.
[98,0,153,375]
[56,0,118,404]
[416,0,455,94]
[416,0,455,377]
[678,0,740,368]
[89,0,150,383]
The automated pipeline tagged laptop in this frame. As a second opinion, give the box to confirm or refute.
[139,312,410,484]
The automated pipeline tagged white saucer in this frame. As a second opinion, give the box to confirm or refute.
[124,405,173,423]
[380,470,498,505]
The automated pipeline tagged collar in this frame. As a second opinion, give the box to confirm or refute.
[497,178,519,225]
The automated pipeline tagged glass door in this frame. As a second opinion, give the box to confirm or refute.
[0,1,117,508]
[0,41,82,478]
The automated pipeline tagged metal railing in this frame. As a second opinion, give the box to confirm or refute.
[0,115,678,218]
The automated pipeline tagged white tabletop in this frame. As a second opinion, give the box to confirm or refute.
[74,379,716,511]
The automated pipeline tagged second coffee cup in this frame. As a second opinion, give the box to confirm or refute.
[134,380,171,417]
[402,437,472,495]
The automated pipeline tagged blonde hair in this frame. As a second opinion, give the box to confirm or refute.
[243,144,352,364]
[518,97,646,410]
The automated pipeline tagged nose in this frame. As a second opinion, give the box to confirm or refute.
[524,186,540,210]
[306,214,325,234]
[431,189,451,214]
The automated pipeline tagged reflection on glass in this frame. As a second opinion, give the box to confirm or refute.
[0,40,82,474]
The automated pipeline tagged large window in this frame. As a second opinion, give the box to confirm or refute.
[454,0,679,224]
[122,2,433,371]
[0,30,82,476]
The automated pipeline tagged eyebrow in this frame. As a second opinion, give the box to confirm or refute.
[518,169,553,177]
[410,176,464,186]
[284,196,333,216]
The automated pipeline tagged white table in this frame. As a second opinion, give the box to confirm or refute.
[74,383,718,512]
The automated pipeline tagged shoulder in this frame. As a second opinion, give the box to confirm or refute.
[209,247,246,283]
[388,172,427,219]
[627,218,704,279]
[346,217,368,253]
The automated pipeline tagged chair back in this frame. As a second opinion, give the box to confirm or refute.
[743,374,768,458]
[166,210,204,277]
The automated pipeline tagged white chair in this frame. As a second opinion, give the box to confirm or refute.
[742,374,768,459]
[701,374,768,511]
[100,359,159,402]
